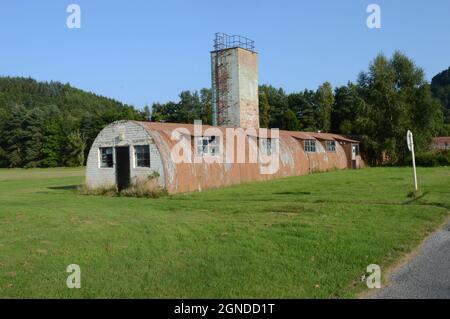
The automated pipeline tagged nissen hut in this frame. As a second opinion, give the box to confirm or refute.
[85,34,363,194]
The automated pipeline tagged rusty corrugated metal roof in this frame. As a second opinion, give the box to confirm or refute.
[135,121,359,142]
[433,136,450,144]
[126,121,360,194]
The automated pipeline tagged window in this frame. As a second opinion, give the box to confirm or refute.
[353,144,360,156]
[326,140,336,152]
[260,138,274,155]
[196,136,220,155]
[304,140,316,153]
[100,147,113,168]
[134,145,150,167]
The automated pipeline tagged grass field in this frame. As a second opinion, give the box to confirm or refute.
[0,166,449,298]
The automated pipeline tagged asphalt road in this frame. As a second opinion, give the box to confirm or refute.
[370,220,450,299]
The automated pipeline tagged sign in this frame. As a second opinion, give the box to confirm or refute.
[407,130,413,152]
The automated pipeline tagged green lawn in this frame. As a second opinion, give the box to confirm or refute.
[0,166,449,298]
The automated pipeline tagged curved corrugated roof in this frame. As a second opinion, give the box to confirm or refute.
[135,121,359,142]
[433,136,450,144]
[129,121,356,193]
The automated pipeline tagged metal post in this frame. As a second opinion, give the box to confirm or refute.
[407,130,418,192]
[411,140,418,191]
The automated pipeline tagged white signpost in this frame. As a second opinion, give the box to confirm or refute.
[407,130,418,191]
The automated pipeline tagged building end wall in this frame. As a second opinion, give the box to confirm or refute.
[85,121,166,190]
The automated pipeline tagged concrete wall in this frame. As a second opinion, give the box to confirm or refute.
[85,121,166,189]
[340,142,364,169]
[237,48,259,129]
[211,47,259,129]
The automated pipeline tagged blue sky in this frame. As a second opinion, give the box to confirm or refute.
[0,0,449,108]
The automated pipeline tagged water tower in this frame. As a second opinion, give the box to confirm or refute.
[211,33,259,129]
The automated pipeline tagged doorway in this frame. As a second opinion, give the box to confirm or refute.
[115,146,130,191]
[351,145,357,169]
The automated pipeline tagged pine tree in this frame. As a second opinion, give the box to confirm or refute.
[41,122,62,167]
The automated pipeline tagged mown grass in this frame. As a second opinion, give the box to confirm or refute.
[0,166,449,298]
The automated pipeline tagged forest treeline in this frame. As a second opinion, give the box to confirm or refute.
[1,51,449,168]
[0,79,145,168]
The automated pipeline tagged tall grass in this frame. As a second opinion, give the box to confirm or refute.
[121,173,167,198]
[78,171,166,198]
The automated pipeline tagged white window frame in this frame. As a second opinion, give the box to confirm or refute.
[304,140,316,153]
[353,144,360,156]
[196,136,220,156]
[99,147,114,169]
[260,138,275,156]
[134,145,151,168]
[326,140,336,152]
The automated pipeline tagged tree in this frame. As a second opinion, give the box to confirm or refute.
[41,121,62,167]
[315,82,334,132]
[143,105,151,121]
[258,92,271,128]
[289,90,317,131]
[0,107,8,167]
[282,109,300,131]
[63,130,86,167]
[431,66,450,126]
[331,83,365,134]
[356,52,443,165]
[199,88,213,125]
[259,85,289,129]
[0,77,144,168]
[2,104,27,167]
[150,89,212,125]
[150,101,180,123]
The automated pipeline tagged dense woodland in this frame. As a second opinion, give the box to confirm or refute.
[0,52,449,168]
[0,79,145,168]
[431,67,450,124]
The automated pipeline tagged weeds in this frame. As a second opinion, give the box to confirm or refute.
[77,184,117,196]
[121,173,167,198]
[78,171,166,198]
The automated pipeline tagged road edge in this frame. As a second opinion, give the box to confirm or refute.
[359,214,450,299]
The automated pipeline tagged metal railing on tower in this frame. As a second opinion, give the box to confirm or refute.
[213,33,255,52]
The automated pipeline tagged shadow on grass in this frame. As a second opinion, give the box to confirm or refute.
[47,185,80,191]
[273,191,312,195]
[402,191,429,205]
[401,192,450,209]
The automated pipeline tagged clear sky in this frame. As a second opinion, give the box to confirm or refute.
[0,0,449,109]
